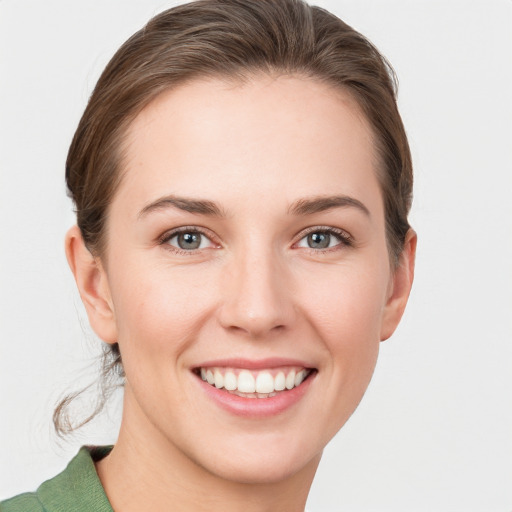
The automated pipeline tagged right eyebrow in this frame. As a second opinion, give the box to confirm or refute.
[138,195,226,219]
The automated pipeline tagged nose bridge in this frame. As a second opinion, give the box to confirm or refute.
[218,238,293,337]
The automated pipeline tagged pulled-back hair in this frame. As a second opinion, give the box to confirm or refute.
[57,0,413,435]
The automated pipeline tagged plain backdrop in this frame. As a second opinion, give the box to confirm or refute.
[1,0,511,510]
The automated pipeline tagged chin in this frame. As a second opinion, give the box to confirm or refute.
[181,428,326,485]
[202,449,321,485]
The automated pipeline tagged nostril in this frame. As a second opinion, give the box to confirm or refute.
[224,321,287,338]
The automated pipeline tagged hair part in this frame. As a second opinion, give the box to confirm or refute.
[57,0,413,435]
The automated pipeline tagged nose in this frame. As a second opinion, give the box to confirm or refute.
[217,247,295,338]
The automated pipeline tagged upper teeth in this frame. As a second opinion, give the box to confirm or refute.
[199,367,309,394]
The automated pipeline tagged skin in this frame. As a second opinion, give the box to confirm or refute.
[66,75,416,512]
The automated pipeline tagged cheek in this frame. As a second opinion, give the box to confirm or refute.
[109,260,217,358]
[304,262,388,335]
[298,261,388,377]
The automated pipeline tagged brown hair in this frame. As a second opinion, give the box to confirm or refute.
[57,0,413,435]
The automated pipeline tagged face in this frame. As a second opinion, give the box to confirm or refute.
[79,75,412,485]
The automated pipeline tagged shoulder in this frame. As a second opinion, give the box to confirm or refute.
[1,446,113,512]
[0,492,44,512]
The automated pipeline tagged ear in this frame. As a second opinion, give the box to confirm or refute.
[380,229,417,341]
[65,225,118,344]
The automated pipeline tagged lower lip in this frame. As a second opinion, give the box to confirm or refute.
[195,372,316,418]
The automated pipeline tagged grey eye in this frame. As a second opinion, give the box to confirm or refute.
[307,232,331,249]
[296,229,349,251]
[167,231,213,251]
[177,232,202,250]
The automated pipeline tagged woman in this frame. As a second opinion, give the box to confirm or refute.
[1,0,415,510]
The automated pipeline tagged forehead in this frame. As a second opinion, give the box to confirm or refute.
[116,75,382,216]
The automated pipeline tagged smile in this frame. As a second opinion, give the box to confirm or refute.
[197,367,313,398]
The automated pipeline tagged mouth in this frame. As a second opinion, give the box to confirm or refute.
[193,366,315,399]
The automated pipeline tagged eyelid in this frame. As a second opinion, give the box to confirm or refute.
[158,225,220,252]
[156,225,353,254]
[292,225,354,249]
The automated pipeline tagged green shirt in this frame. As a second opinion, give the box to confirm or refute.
[1,447,114,512]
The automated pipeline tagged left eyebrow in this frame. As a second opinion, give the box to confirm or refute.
[288,195,371,217]
[138,195,226,219]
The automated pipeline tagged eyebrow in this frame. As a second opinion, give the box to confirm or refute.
[138,195,226,219]
[138,193,369,219]
[288,195,370,217]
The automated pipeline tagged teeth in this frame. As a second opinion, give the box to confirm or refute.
[295,369,307,387]
[255,372,274,394]
[275,372,286,391]
[238,370,256,393]
[224,371,237,391]
[198,366,311,396]
[285,370,296,390]
[214,369,224,389]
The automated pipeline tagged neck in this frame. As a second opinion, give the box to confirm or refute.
[96,392,320,512]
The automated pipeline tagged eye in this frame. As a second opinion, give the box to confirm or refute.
[161,228,217,252]
[295,228,352,250]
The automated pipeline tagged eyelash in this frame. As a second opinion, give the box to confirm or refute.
[158,226,218,255]
[293,226,354,253]
[158,225,354,255]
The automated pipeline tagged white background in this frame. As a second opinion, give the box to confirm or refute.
[1,1,511,510]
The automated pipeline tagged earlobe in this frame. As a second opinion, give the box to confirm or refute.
[65,225,118,344]
[380,229,417,341]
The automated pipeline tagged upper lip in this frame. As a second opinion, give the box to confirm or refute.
[193,357,315,371]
